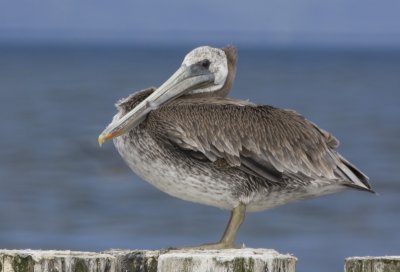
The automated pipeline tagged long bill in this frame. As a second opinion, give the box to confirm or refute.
[98,65,214,146]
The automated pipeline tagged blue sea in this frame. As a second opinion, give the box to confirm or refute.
[0,44,399,272]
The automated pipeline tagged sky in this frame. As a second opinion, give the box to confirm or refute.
[1,0,400,47]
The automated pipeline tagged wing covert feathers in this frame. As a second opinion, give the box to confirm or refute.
[146,97,372,192]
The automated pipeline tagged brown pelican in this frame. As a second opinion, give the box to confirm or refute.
[98,46,373,249]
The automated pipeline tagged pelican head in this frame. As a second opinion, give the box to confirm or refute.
[182,46,228,94]
[98,46,236,146]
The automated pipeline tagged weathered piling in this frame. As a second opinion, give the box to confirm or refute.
[345,256,400,272]
[155,248,296,272]
[0,248,296,272]
[0,250,116,272]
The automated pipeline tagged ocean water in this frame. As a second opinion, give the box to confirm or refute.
[0,45,399,272]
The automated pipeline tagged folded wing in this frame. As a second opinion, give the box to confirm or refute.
[146,97,372,192]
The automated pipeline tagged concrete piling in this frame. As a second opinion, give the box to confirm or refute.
[0,248,296,272]
[345,256,400,272]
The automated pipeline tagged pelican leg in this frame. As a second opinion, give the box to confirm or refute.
[219,202,246,246]
[177,203,246,250]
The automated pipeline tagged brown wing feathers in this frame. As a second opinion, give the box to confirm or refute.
[147,99,371,191]
[117,88,371,192]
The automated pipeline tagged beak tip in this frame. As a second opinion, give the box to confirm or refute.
[98,130,121,147]
[98,135,105,147]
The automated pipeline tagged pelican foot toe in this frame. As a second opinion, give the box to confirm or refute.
[174,242,244,250]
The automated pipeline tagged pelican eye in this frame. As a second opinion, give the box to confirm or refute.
[200,59,211,69]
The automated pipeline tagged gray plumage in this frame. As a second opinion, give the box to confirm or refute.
[101,46,372,247]
[112,88,371,212]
